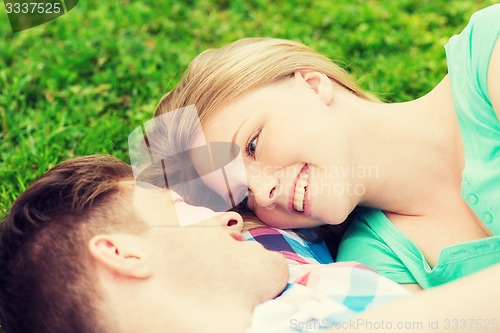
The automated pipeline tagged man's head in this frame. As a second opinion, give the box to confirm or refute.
[0,155,140,333]
[0,154,288,333]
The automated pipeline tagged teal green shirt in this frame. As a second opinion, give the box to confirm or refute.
[337,5,500,289]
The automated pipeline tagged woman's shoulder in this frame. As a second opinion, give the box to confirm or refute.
[446,4,500,56]
[445,4,500,129]
[470,4,500,21]
[449,4,500,54]
[446,4,500,59]
[467,4,500,47]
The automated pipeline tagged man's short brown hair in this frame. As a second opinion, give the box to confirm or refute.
[0,154,145,333]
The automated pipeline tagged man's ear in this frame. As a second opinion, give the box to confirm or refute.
[294,71,334,106]
[88,234,153,279]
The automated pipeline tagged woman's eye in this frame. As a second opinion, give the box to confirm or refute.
[246,132,260,157]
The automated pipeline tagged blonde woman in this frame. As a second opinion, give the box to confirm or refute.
[155,4,500,291]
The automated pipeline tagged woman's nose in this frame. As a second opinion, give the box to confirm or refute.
[217,211,244,231]
[248,173,279,208]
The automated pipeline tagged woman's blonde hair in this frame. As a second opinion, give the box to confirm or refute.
[155,37,376,124]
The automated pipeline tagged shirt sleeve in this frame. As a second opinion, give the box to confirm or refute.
[446,4,500,111]
[470,4,500,103]
[337,220,417,285]
[248,263,410,332]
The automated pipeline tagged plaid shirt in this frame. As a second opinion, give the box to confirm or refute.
[248,262,410,332]
[244,227,410,332]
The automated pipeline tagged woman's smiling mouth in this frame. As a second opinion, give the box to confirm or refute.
[292,164,309,212]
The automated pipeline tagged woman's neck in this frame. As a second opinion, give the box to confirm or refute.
[349,76,463,216]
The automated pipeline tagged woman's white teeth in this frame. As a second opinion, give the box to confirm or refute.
[293,170,309,212]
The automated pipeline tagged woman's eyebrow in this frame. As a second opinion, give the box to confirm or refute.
[231,118,249,145]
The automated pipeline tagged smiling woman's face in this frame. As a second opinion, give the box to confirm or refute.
[199,72,362,228]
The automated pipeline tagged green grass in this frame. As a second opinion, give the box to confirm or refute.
[0,0,497,215]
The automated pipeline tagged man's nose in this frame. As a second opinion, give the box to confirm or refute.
[217,211,244,232]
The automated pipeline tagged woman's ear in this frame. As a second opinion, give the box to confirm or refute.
[294,71,334,106]
[88,234,153,279]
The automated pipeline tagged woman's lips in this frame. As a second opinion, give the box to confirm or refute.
[292,164,309,212]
